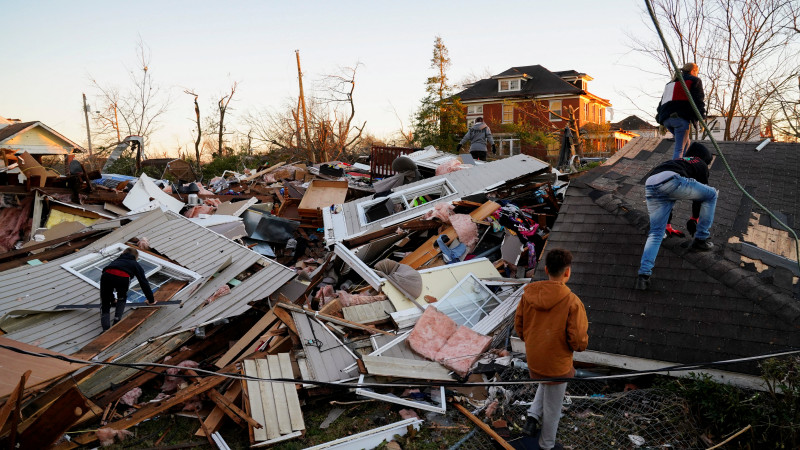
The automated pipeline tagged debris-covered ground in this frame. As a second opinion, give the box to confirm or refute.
[0,146,714,449]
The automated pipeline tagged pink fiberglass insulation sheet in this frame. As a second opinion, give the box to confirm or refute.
[434,325,492,377]
[406,306,458,360]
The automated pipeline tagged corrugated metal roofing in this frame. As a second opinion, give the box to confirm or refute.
[1,209,295,355]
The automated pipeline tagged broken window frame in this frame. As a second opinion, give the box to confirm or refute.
[357,179,457,226]
[61,243,201,303]
[434,273,503,328]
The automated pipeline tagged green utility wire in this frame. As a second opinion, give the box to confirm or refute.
[644,0,800,276]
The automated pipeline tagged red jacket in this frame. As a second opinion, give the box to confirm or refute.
[514,280,588,378]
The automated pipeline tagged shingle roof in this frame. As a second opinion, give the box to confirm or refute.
[0,122,36,142]
[611,115,658,131]
[456,65,582,101]
[538,137,800,374]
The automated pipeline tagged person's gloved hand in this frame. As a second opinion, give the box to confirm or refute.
[686,217,698,236]
[492,144,497,154]
[456,144,462,152]
[665,224,685,238]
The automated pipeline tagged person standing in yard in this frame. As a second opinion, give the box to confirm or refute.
[100,247,155,331]
[514,248,589,450]
[656,62,706,159]
[456,117,496,161]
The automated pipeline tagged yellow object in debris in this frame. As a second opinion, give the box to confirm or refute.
[45,209,98,228]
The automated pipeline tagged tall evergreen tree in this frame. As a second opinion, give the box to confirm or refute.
[412,36,466,151]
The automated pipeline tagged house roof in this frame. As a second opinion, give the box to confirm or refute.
[0,121,84,154]
[0,209,295,355]
[537,137,800,374]
[456,65,582,101]
[611,115,658,131]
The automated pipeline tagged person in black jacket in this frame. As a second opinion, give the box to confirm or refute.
[656,63,706,159]
[100,247,155,330]
[636,143,717,290]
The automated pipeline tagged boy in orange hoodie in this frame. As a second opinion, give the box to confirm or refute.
[514,248,589,450]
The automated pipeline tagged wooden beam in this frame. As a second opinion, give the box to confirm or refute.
[195,381,243,437]
[0,370,30,433]
[16,387,89,449]
[400,201,500,269]
[0,230,106,264]
[207,388,261,430]
[454,403,514,450]
[0,237,97,271]
[215,311,279,369]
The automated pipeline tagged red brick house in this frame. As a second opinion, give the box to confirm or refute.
[454,65,619,160]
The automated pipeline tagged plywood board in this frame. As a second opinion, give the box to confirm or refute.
[361,355,453,381]
[0,337,85,400]
[298,180,349,211]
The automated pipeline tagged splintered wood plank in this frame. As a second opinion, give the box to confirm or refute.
[267,355,291,435]
[342,301,392,325]
[279,353,304,432]
[215,311,278,368]
[361,355,454,381]
[16,386,89,449]
[243,360,268,442]
[195,382,242,437]
[400,201,499,269]
[255,359,281,440]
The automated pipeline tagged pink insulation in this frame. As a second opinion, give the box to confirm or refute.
[422,202,455,223]
[204,285,231,305]
[338,291,387,307]
[434,325,492,377]
[407,306,459,360]
[162,360,200,392]
[184,204,216,218]
[136,237,151,251]
[399,409,419,419]
[204,197,221,207]
[181,398,203,411]
[119,387,142,406]
[435,159,470,176]
[0,197,33,253]
[450,213,479,250]
[96,428,133,447]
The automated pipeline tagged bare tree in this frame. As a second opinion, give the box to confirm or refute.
[216,82,238,156]
[90,39,171,152]
[245,64,366,163]
[630,0,800,141]
[184,90,202,171]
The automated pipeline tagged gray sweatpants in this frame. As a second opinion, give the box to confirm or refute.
[527,382,567,450]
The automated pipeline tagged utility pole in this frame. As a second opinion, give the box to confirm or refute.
[295,50,314,163]
[82,93,93,156]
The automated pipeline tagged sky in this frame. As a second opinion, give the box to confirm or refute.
[2,0,668,156]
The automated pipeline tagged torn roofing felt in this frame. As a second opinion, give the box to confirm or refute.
[0,208,295,355]
[323,154,550,244]
[537,137,800,374]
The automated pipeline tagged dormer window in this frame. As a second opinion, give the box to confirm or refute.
[498,79,521,92]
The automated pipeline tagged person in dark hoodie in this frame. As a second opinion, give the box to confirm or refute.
[456,117,496,161]
[636,142,717,290]
[100,247,155,330]
[656,62,706,159]
[514,248,588,450]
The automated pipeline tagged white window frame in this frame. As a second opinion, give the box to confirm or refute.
[467,105,483,115]
[498,138,521,156]
[357,179,457,226]
[62,243,201,299]
[550,100,563,122]
[434,273,503,328]
[498,79,521,92]
[502,104,514,123]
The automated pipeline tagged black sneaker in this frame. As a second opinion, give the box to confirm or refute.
[691,238,714,251]
[635,274,651,291]
[522,415,541,436]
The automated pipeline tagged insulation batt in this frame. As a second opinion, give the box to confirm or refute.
[423,202,455,223]
[0,197,32,252]
[434,326,492,377]
[184,204,215,218]
[407,307,458,360]
[204,285,231,305]
[119,387,142,406]
[450,214,479,250]
[136,237,150,251]
[162,360,200,392]
[204,197,221,206]
[96,428,133,447]
[435,159,470,176]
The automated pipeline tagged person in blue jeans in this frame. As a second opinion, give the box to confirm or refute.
[656,63,705,159]
[636,143,717,290]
